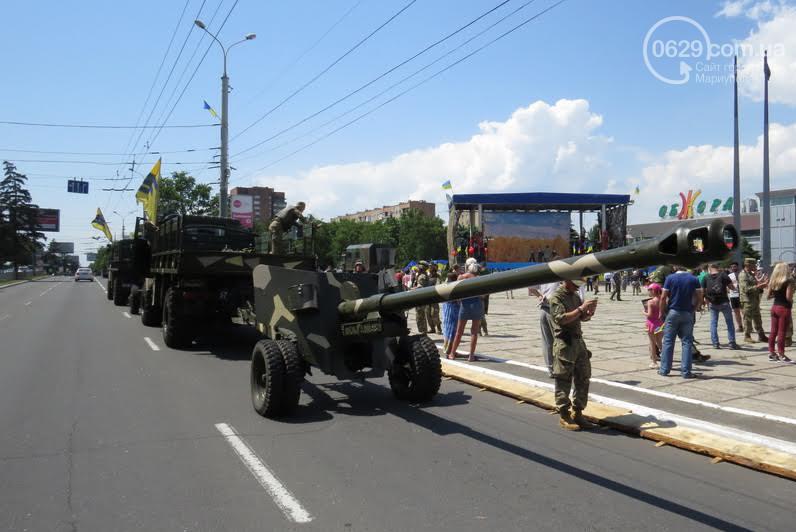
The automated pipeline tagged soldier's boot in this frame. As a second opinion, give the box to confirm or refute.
[743,335,755,344]
[572,411,599,430]
[558,410,581,431]
[758,332,769,343]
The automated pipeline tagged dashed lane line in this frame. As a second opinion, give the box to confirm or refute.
[39,285,57,297]
[94,278,107,294]
[215,423,313,524]
[143,337,160,351]
[25,301,32,306]
[122,312,132,319]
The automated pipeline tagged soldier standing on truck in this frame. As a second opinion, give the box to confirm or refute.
[269,202,307,255]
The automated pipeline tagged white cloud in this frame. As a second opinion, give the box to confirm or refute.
[716,0,784,19]
[624,121,796,222]
[716,0,752,18]
[254,99,615,221]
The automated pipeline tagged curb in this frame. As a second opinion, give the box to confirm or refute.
[442,359,796,482]
[0,280,29,289]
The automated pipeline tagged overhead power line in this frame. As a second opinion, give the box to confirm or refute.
[232,0,515,159]
[0,147,217,156]
[240,0,567,177]
[0,120,219,129]
[232,0,418,141]
[11,159,213,166]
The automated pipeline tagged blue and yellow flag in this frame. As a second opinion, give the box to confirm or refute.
[135,158,161,222]
[203,100,219,120]
[441,180,452,190]
[633,185,640,195]
[91,208,113,241]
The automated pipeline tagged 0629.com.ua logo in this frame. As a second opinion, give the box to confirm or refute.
[642,15,783,85]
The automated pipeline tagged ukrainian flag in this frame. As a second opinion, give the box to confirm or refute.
[203,100,219,120]
[441,180,452,190]
[91,208,113,241]
[136,158,161,222]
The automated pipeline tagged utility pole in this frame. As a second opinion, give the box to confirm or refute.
[761,51,771,270]
[732,55,742,264]
[194,19,255,218]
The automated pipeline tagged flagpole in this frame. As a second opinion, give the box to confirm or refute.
[732,55,742,264]
[761,50,771,270]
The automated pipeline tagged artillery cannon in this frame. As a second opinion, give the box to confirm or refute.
[250,219,738,418]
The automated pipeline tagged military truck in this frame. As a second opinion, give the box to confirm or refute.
[107,238,150,306]
[137,214,316,348]
[248,219,739,418]
[342,243,396,273]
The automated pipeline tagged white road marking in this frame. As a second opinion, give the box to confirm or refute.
[445,346,796,427]
[39,285,57,297]
[0,314,10,321]
[25,301,32,306]
[123,312,132,319]
[215,423,313,524]
[143,337,160,351]
[94,278,107,294]
[443,359,796,456]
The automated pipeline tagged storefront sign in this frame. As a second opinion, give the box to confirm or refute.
[658,190,733,219]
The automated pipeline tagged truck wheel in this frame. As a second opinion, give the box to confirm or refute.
[106,279,113,300]
[141,300,161,327]
[275,340,304,415]
[251,339,286,418]
[162,288,192,348]
[129,288,141,315]
[112,281,127,306]
[388,334,442,402]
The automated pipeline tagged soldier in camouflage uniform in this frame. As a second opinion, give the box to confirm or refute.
[550,278,599,431]
[413,261,430,334]
[738,258,769,343]
[426,263,442,333]
[269,202,306,255]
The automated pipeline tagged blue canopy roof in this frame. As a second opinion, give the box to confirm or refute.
[451,192,630,211]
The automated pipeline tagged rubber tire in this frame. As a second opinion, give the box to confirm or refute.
[112,280,127,306]
[141,298,161,327]
[388,334,442,402]
[275,340,304,415]
[251,339,286,418]
[106,279,113,300]
[129,288,141,315]
[162,288,192,348]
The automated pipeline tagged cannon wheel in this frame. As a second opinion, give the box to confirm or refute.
[389,334,442,402]
[129,288,141,315]
[251,339,286,418]
[162,288,192,348]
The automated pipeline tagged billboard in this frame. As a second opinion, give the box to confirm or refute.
[230,194,253,228]
[484,211,571,262]
[36,208,60,232]
[52,242,74,254]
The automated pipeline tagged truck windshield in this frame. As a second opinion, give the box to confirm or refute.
[182,225,253,251]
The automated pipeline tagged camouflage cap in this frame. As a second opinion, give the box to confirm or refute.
[418,260,429,267]
[744,257,757,265]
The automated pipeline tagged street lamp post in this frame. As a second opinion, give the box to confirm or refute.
[195,19,255,218]
[113,209,136,240]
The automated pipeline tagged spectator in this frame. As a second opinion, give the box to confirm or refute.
[529,281,561,377]
[658,266,705,378]
[604,271,613,292]
[543,245,552,262]
[727,262,744,334]
[441,272,461,353]
[446,262,484,362]
[610,270,623,301]
[591,275,600,295]
[631,270,642,296]
[767,262,794,362]
[702,263,740,350]
[643,283,664,369]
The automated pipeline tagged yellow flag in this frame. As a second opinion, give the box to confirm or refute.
[91,208,113,241]
[135,158,161,222]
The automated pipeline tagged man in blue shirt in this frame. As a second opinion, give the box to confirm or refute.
[658,267,704,378]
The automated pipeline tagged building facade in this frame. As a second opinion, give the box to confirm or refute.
[229,186,287,227]
[331,200,435,222]
[757,188,796,264]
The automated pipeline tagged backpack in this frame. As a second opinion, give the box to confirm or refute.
[705,274,725,302]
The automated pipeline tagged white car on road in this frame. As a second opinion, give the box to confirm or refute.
[74,268,94,282]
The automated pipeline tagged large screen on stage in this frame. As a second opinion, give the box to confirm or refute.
[484,211,571,262]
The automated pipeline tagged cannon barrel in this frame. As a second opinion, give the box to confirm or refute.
[338,219,738,317]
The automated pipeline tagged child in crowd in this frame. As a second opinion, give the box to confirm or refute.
[643,283,664,369]
[441,272,461,353]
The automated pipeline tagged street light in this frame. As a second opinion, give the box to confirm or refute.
[194,19,256,218]
[113,209,137,240]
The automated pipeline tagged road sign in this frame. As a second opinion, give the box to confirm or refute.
[86,252,98,261]
[67,179,89,194]
[35,208,60,231]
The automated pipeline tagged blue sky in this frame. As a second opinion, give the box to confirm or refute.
[2,0,795,262]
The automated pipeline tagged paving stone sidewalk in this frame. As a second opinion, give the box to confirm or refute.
[413,288,796,422]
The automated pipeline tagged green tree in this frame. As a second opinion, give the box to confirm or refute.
[741,237,760,260]
[0,161,45,278]
[158,171,219,217]
[91,244,111,275]
[396,209,446,264]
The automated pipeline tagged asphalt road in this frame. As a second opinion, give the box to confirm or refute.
[1,277,794,532]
